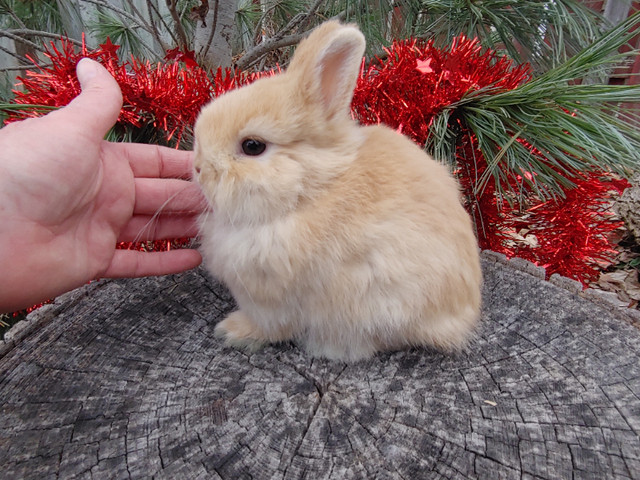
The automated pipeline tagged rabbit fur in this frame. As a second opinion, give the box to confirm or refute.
[193,21,482,361]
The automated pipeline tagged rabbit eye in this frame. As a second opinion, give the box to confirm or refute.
[241,138,267,156]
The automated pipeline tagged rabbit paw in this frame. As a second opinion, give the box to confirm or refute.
[214,310,267,352]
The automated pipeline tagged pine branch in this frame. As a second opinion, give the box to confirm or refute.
[236,3,345,70]
[282,0,326,33]
[126,0,169,51]
[79,0,155,37]
[3,29,84,48]
[200,0,220,60]
[0,103,57,113]
[145,0,176,50]
[0,30,45,53]
[0,65,53,73]
[0,42,31,68]
[433,11,640,202]
[2,3,28,30]
[237,31,306,70]
[90,10,163,61]
[166,0,189,49]
[412,0,605,71]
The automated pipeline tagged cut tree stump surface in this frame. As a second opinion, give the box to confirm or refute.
[1,253,640,479]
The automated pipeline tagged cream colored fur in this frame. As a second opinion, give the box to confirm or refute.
[193,21,482,361]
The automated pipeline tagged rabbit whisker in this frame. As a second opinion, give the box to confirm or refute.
[132,185,208,245]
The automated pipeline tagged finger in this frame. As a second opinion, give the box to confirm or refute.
[117,214,200,242]
[61,58,123,139]
[102,249,202,278]
[133,178,206,215]
[107,142,195,179]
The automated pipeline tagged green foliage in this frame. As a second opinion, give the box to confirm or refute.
[235,0,262,51]
[0,0,64,32]
[428,11,640,202]
[314,0,605,72]
[0,103,57,115]
[89,9,154,59]
[408,0,603,71]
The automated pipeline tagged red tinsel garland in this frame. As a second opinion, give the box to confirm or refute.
[507,173,629,282]
[10,38,216,147]
[5,36,629,286]
[353,36,531,143]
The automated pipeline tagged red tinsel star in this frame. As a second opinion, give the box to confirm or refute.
[99,37,120,59]
[165,47,199,69]
[416,58,433,74]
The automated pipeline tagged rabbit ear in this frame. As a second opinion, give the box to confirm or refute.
[288,21,366,119]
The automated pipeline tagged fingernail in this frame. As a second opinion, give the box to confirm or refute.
[76,58,99,87]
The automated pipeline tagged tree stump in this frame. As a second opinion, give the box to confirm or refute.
[1,253,639,479]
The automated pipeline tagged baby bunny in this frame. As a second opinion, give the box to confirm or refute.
[193,21,482,361]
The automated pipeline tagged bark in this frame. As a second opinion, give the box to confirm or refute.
[193,0,238,69]
[1,254,639,479]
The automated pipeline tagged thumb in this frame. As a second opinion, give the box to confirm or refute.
[63,58,123,138]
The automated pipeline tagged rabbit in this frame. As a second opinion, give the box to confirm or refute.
[193,20,482,362]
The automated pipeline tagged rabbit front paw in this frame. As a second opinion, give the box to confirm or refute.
[214,310,267,352]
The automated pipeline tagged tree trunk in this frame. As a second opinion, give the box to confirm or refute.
[193,0,238,69]
[1,253,640,478]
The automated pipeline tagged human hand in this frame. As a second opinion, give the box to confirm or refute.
[0,58,204,312]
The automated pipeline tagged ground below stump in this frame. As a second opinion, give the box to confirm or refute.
[1,254,639,479]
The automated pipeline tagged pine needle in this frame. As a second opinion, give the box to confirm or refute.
[432,11,640,202]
